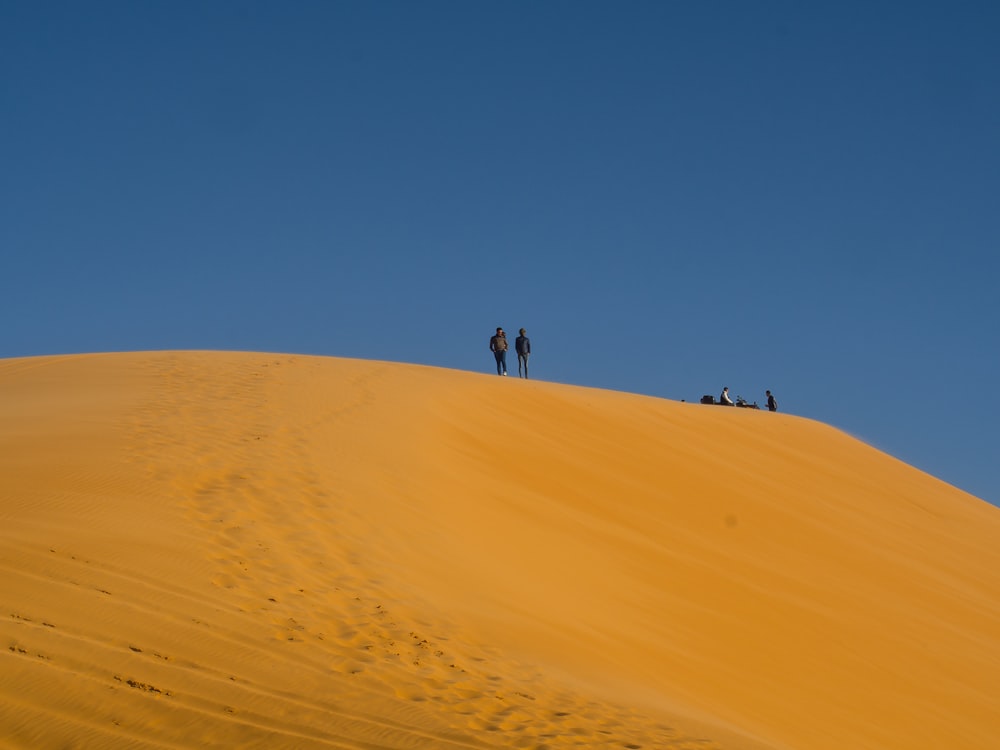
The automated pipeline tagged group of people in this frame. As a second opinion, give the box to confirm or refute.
[719,386,778,412]
[489,327,531,378]
[486,327,777,412]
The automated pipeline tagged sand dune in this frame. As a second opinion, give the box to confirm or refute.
[1,351,998,749]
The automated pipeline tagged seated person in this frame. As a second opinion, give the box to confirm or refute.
[719,387,734,406]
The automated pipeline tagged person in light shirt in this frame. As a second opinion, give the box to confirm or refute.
[489,327,508,376]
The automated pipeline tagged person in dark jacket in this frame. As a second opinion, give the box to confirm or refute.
[766,390,777,412]
[515,328,531,378]
[489,327,508,376]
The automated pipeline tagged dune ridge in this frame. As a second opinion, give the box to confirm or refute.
[1,351,998,749]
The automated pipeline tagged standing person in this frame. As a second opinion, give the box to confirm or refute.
[515,328,531,379]
[720,386,734,406]
[766,390,777,412]
[489,327,508,376]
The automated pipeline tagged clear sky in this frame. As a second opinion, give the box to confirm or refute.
[3,2,998,504]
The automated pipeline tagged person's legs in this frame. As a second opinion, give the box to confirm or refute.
[500,350,507,375]
[494,351,504,375]
[518,354,528,378]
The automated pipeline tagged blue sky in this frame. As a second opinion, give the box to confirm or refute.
[3,2,998,504]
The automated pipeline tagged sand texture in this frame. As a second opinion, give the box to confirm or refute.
[1,351,998,749]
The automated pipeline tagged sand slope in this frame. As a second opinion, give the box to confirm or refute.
[1,351,998,749]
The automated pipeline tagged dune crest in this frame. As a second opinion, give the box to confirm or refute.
[2,352,998,749]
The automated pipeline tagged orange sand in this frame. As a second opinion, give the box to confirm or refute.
[1,351,998,749]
